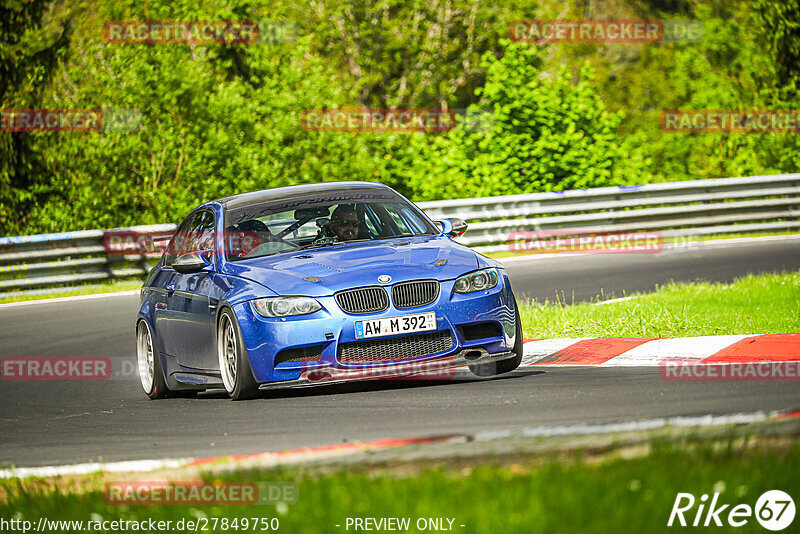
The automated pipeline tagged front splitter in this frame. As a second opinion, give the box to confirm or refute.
[258,348,516,390]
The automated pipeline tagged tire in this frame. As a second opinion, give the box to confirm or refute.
[217,308,259,400]
[137,320,169,399]
[469,302,523,377]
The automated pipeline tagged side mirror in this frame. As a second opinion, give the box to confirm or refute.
[448,217,468,237]
[172,251,211,274]
[434,218,468,238]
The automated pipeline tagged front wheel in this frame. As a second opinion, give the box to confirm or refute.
[469,303,523,377]
[137,320,169,399]
[217,309,259,400]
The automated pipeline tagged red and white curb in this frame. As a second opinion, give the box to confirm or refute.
[520,333,800,367]
[3,410,798,479]
[1,333,797,479]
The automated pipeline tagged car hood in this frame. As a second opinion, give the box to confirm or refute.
[221,235,479,296]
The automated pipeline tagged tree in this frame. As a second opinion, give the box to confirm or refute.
[0,0,71,234]
[304,0,536,109]
[755,0,800,91]
[397,40,646,200]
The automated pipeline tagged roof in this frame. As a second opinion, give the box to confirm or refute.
[215,181,395,210]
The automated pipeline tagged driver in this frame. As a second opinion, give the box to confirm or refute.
[329,205,360,242]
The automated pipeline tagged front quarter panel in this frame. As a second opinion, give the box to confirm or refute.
[475,250,503,270]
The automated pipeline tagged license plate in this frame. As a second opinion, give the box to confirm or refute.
[354,312,436,339]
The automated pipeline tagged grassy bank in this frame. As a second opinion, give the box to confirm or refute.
[0,281,142,305]
[1,430,798,533]
[519,270,800,338]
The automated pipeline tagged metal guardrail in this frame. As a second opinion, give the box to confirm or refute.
[418,173,800,253]
[1,174,798,293]
[0,225,176,293]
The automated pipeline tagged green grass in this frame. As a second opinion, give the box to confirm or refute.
[0,280,142,304]
[1,435,797,533]
[519,270,800,338]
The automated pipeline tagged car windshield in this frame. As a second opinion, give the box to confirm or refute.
[224,192,437,261]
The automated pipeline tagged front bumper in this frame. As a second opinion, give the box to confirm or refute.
[232,272,518,384]
[258,347,516,390]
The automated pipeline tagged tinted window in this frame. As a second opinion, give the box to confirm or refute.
[164,210,215,267]
[184,211,215,254]
[224,192,436,261]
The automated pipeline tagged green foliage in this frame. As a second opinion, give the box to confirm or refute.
[630,9,800,181]
[3,436,800,534]
[20,1,399,232]
[546,0,800,183]
[400,41,646,200]
[304,0,536,108]
[0,0,71,232]
[2,0,800,235]
[754,0,800,90]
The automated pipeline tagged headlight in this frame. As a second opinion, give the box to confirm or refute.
[453,268,499,293]
[252,297,322,317]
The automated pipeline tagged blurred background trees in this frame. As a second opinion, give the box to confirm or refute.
[1,0,799,234]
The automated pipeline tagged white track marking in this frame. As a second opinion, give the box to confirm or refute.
[521,338,591,366]
[4,410,792,479]
[0,458,191,479]
[601,335,756,366]
[684,234,800,247]
[0,290,139,309]
[594,295,638,305]
[473,411,780,441]
[494,252,574,264]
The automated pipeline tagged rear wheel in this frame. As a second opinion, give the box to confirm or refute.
[469,303,523,377]
[217,309,259,400]
[137,320,169,399]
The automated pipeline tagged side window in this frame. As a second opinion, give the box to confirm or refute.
[184,211,215,254]
[361,205,379,237]
[164,216,194,267]
[384,204,426,235]
[164,211,215,267]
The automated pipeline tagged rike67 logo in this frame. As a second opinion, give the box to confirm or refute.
[668,490,795,530]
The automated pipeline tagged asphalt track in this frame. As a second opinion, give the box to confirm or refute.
[1,237,798,468]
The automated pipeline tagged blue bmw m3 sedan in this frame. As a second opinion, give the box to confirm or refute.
[136,182,522,399]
